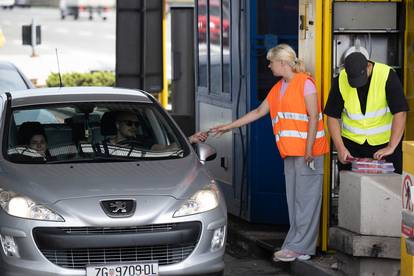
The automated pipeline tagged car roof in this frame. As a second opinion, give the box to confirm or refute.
[0,60,35,89]
[0,61,18,70]
[7,87,153,108]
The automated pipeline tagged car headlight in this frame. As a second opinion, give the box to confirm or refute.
[174,182,220,217]
[0,189,64,222]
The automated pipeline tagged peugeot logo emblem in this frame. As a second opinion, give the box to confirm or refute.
[100,200,136,218]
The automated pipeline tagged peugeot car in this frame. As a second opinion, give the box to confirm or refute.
[0,87,226,276]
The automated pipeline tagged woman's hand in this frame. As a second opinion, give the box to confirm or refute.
[304,149,314,163]
[209,125,231,137]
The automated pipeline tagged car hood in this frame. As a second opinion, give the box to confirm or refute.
[0,153,212,204]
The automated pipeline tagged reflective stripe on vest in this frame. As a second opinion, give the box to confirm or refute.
[275,129,326,142]
[339,62,392,145]
[342,123,391,136]
[343,107,391,121]
[272,112,323,126]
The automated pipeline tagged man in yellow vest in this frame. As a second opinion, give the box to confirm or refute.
[324,52,408,174]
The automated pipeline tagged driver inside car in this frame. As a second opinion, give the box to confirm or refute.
[109,111,143,146]
[108,111,208,149]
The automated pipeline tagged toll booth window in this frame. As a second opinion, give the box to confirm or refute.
[197,0,231,95]
[222,0,230,93]
[198,0,208,88]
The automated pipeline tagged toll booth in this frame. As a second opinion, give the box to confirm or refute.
[195,0,298,224]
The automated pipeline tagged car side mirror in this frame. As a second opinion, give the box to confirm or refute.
[195,143,217,164]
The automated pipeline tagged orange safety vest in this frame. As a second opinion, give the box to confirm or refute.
[266,73,328,158]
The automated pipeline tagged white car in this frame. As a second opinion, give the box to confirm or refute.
[0,0,14,9]
[60,0,115,20]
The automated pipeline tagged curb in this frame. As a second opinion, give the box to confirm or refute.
[227,216,341,276]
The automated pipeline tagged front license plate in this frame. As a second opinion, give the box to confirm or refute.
[86,262,158,276]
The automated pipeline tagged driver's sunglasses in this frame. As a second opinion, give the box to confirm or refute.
[120,120,140,127]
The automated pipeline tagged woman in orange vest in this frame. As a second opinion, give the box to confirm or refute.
[210,44,328,262]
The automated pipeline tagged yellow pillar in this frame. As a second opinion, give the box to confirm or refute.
[319,0,332,252]
[401,142,414,276]
[160,0,169,108]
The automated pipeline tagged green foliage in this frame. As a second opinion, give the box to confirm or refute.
[46,71,115,87]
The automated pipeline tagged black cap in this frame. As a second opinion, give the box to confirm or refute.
[344,52,368,88]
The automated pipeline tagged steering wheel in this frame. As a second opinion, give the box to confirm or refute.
[117,139,146,148]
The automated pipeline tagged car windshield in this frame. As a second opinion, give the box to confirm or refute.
[6,102,188,163]
[0,68,29,91]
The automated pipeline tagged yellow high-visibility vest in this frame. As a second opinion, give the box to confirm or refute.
[339,62,393,145]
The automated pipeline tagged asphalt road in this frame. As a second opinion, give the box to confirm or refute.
[223,253,291,276]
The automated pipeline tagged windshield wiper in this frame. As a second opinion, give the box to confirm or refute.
[45,156,141,164]
[166,149,184,157]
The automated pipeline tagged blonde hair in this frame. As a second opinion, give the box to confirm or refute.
[266,44,306,73]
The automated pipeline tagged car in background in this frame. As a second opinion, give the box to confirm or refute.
[14,0,31,7]
[0,0,14,9]
[60,0,115,20]
[197,0,229,45]
[0,61,34,91]
[0,87,226,276]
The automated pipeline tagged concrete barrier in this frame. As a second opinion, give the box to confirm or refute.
[338,171,402,237]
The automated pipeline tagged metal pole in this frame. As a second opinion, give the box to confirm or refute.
[31,19,38,57]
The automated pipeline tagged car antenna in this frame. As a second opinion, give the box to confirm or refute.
[55,48,63,88]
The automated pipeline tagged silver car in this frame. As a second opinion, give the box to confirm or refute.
[0,87,226,276]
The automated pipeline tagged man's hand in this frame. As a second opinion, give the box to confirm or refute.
[189,131,209,144]
[337,147,353,164]
[373,145,395,160]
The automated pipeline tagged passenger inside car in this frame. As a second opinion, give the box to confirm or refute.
[17,121,52,159]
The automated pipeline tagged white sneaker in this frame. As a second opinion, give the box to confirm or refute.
[297,254,311,261]
[274,249,311,262]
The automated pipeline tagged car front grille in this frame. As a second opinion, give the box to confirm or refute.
[59,223,174,234]
[40,244,196,269]
[34,222,201,269]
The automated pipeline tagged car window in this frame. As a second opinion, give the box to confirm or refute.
[0,68,29,91]
[14,110,60,125]
[6,102,188,163]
